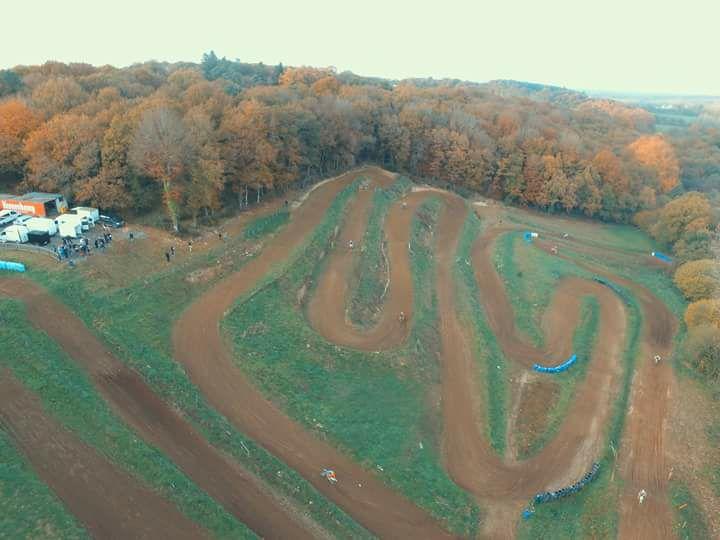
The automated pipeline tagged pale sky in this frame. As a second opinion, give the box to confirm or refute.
[3,0,719,95]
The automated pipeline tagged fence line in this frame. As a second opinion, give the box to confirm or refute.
[0,243,58,261]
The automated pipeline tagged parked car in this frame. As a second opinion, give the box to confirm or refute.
[98,212,125,228]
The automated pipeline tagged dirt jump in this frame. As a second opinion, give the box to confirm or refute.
[1,166,679,538]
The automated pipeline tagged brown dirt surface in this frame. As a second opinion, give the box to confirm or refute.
[3,165,686,538]
[0,278,315,540]
[511,376,560,458]
[0,371,208,540]
[173,164,684,537]
[173,167,456,539]
[667,376,720,537]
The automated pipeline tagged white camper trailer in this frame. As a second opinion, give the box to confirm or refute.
[26,216,58,236]
[56,213,89,232]
[54,217,82,238]
[71,207,100,225]
[0,224,29,243]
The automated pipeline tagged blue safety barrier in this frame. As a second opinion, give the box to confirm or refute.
[651,251,673,264]
[533,462,600,505]
[0,260,25,272]
[522,508,535,519]
[592,276,632,306]
[533,354,577,374]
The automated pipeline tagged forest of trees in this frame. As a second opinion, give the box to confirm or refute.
[2,53,719,231]
[1,53,719,381]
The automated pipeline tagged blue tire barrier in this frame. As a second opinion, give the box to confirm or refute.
[651,251,673,264]
[0,260,25,272]
[592,276,632,306]
[522,508,535,519]
[533,354,577,374]
[533,462,600,504]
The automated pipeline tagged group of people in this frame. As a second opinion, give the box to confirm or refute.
[56,231,113,261]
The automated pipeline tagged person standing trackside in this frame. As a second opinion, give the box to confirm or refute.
[188,240,193,253]
[165,251,171,263]
[170,245,175,257]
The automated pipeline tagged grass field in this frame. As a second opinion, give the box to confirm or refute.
[518,296,600,459]
[517,283,641,538]
[14,193,370,539]
[670,481,711,539]
[0,425,88,539]
[349,176,411,327]
[454,211,508,456]
[224,196,480,537]
[0,299,254,539]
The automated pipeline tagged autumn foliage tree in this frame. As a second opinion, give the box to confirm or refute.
[0,100,40,173]
[129,107,192,231]
[628,134,680,193]
[1,56,718,232]
[674,259,720,301]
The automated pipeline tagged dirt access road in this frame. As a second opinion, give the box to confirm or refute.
[0,279,316,540]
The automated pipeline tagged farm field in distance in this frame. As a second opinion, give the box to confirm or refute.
[1,166,717,539]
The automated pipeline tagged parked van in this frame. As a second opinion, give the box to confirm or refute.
[56,220,82,238]
[56,214,89,232]
[0,224,29,243]
[16,216,58,236]
[71,207,99,225]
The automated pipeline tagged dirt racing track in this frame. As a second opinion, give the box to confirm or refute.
[1,166,679,539]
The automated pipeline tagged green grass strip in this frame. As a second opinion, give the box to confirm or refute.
[0,427,88,539]
[349,176,412,327]
[521,296,600,459]
[454,211,508,456]
[243,209,290,240]
[0,299,255,540]
[670,481,711,539]
[224,196,479,537]
[518,272,642,537]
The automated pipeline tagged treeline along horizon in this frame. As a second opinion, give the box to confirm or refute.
[1,52,719,231]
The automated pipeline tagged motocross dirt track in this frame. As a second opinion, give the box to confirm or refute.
[0,279,316,540]
[1,166,678,538]
[175,166,678,538]
[0,372,208,540]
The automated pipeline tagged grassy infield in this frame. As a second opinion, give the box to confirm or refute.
[0,174,707,538]
[223,184,480,536]
[505,213,711,538]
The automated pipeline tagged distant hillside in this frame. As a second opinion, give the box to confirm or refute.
[482,79,587,105]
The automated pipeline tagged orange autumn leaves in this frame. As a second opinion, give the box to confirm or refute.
[628,134,680,193]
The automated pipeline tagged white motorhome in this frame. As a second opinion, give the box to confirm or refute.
[0,224,29,243]
[56,213,89,232]
[55,219,82,238]
[21,216,58,236]
[71,207,99,225]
